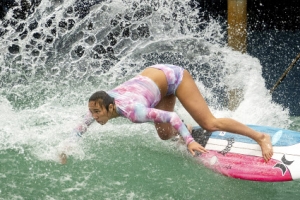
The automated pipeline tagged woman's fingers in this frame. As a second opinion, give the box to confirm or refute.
[188,141,208,156]
[60,153,67,164]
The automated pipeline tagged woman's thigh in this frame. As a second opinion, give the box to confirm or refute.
[154,94,178,140]
[175,70,216,128]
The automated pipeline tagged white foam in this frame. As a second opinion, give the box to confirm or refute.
[0,0,292,162]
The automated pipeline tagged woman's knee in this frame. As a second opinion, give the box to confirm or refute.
[155,123,176,140]
[200,118,220,132]
[157,131,172,140]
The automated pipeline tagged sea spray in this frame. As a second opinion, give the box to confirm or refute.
[0,0,291,163]
[0,1,298,199]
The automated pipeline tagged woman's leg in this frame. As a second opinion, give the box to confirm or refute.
[175,70,273,161]
[154,94,179,140]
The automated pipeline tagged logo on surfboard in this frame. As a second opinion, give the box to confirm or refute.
[273,155,294,176]
[218,138,235,156]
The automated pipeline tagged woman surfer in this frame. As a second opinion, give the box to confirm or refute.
[63,64,273,163]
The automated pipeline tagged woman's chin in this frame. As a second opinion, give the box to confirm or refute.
[97,121,105,125]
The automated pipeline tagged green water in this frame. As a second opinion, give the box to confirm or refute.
[0,0,299,199]
[1,121,300,200]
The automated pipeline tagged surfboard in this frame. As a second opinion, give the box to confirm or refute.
[192,125,300,182]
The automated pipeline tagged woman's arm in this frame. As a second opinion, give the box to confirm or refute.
[72,111,95,137]
[147,108,209,155]
[127,105,207,155]
[128,104,194,145]
[58,111,95,164]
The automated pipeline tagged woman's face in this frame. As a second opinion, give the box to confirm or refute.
[88,101,110,125]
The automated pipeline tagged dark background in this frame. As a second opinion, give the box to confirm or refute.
[195,0,300,116]
[197,0,300,31]
[1,0,300,115]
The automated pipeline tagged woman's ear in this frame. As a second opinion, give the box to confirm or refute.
[108,103,114,113]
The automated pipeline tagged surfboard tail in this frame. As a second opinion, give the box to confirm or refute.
[197,151,293,182]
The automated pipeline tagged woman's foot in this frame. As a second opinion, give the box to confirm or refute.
[258,133,273,162]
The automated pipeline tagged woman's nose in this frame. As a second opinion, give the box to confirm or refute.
[92,113,98,119]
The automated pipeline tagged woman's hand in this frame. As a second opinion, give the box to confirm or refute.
[187,141,208,156]
[184,124,207,156]
[59,153,68,164]
[56,134,80,165]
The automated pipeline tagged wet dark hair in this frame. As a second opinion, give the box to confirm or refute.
[89,91,114,110]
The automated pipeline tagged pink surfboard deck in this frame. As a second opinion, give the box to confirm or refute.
[192,125,300,182]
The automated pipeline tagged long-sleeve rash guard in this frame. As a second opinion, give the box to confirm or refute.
[107,73,194,145]
[73,66,195,145]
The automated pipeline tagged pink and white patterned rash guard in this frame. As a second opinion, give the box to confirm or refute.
[73,66,195,146]
[107,74,194,145]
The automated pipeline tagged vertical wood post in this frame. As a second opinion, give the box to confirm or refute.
[228,0,247,53]
[227,0,247,110]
